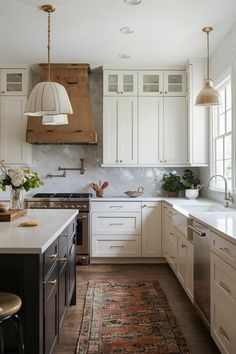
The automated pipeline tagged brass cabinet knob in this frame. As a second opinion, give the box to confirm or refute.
[164,160,167,163]
[160,91,163,94]
[120,160,123,163]
[160,160,163,163]
[1,91,5,93]
[115,159,119,163]
[165,91,168,94]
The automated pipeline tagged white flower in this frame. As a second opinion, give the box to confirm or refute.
[171,170,177,175]
[9,169,26,187]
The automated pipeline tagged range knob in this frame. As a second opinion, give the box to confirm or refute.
[71,205,75,209]
[42,205,47,209]
[76,205,80,208]
[64,205,69,209]
[56,205,61,209]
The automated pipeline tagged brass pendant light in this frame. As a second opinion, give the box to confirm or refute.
[195,27,222,106]
[24,4,73,125]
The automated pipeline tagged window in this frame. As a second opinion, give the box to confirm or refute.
[212,73,232,191]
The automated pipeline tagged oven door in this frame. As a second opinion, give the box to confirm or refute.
[76,213,89,255]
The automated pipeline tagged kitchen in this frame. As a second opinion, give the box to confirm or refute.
[0,0,236,353]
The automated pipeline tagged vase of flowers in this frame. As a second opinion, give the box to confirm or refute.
[0,162,44,209]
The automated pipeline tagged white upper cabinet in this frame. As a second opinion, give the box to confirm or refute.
[162,97,187,164]
[138,97,163,164]
[186,59,208,166]
[138,71,164,96]
[104,70,137,96]
[0,69,28,96]
[0,96,33,165]
[103,97,137,165]
[138,70,186,96]
[164,71,186,96]
[0,67,33,165]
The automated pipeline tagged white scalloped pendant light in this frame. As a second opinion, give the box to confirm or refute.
[24,5,73,124]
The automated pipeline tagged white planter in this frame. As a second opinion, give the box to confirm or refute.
[185,189,199,200]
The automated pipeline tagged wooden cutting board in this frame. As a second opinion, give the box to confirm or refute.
[0,209,27,221]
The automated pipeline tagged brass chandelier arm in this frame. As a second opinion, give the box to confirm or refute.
[207,30,210,80]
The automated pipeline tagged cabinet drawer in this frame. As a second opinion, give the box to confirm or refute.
[211,252,236,314]
[92,213,141,235]
[44,263,58,301]
[211,232,236,269]
[92,236,141,257]
[59,233,68,254]
[167,240,177,272]
[91,201,141,212]
[43,238,58,278]
[211,293,236,354]
[162,203,173,218]
[168,228,177,249]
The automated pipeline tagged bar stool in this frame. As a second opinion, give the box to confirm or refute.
[0,292,24,354]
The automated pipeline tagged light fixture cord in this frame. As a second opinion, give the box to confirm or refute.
[207,30,210,80]
[47,10,51,81]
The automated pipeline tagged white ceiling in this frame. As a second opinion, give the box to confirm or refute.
[1,0,236,68]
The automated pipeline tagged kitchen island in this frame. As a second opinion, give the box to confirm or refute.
[0,209,78,354]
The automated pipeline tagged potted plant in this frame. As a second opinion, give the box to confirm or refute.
[182,169,201,199]
[161,171,185,197]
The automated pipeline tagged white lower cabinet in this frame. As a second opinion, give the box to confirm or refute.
[177,230,194,302]
[92,236,141,257]
[91,201,163,259]
[211,245,236,354]
[91,201,142,258]
[162,203,194,302]
[141,202,162,257]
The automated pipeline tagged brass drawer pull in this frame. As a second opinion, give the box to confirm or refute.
[219,247,230,254]
[181,244,187,248]
[109,223,124,226]
[110,245,124,248]
[219,281,231,294]
[219,326,230,341]
[47,253,57,259]
[58,257,67,262]
[43,279,57,285]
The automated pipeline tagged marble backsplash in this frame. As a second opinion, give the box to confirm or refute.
[0,67,198,199]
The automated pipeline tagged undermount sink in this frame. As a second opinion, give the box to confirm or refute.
[185,205,235,213]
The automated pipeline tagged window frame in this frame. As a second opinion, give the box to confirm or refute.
[210,67,234,193]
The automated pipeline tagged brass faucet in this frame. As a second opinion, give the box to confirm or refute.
[207,175,233,207]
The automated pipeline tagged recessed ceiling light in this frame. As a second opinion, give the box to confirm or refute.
[120,26,135,34]
[118,53,130,59]
[124,0,142,5]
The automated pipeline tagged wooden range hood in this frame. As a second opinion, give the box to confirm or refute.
[26,64,97,144]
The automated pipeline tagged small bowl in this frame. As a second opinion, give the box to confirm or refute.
[124,186,144,198]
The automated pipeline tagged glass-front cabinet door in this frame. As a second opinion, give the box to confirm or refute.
[104,70,137,96]
[164,71,186,96]
[138,71,164,96]
[0,69,27,95]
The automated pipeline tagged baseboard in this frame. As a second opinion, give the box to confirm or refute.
[90,257,167,264]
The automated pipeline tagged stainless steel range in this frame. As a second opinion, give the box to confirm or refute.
[25,193,92,265]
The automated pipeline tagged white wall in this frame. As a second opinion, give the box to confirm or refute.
[199,21,236,203]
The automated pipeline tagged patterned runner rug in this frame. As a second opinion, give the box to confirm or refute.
[76,280,191,354]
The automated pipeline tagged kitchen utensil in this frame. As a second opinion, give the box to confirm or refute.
[125,186,144,198]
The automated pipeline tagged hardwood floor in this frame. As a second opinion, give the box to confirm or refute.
[56,264,220,354]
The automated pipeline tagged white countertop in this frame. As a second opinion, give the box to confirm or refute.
[0,209,78,254]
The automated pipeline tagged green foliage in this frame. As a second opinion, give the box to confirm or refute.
[161,172,185,192]
[182,169,200,189]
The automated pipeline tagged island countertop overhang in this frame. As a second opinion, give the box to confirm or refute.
[0,209,78,254]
